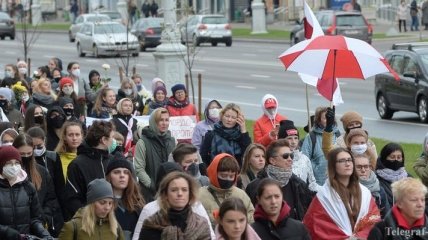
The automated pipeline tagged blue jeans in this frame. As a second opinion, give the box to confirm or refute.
[412,15,419,30]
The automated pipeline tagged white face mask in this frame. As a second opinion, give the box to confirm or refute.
[63,87,74,96]
[18,67,27,75]
[124,89,133,96]
[34,146,46,157]
[22,93,29,102]
[209,108,221,119]
[1,142,13,146]
[4,70,13,78]
[72,69,80,78]
[351,144,368,155]
[2,164,21,179]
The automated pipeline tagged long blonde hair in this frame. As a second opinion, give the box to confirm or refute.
[33,78,57,99]
[55,121,83,153]
[81,203,119,237]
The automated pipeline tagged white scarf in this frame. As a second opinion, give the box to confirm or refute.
[0,108,9,122]
[317,179,372,237]
[118,117,134,148]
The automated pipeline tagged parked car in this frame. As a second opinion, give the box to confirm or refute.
[290,10,373,45]
[131,17,163,51]
[97,11,123,24]
[179,14,232,47]
[0,11,15,40]
[69,13,111,42]
[76,22,139,58]
[375,43,428,122]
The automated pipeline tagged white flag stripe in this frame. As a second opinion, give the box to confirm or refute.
[299,73,319,86]
[279,39,311,57]
[354,52,390,78]
[332,80,344,105]
[344,37,383,58]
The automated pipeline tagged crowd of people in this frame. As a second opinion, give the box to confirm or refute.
[0,57,428,240]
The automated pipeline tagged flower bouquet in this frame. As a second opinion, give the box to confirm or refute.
[12,81,28,102]
[101,64,112,84]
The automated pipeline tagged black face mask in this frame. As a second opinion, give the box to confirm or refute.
[50,115,65,129]
[218,178,234,189]
[63,108,74,117]
[54,77,61,83]
[346,126,362,134]
[383,160,404,171]
[21,156,33,163]
[185,163,199,177]
[34,115,44,125]
[0,99,8,110]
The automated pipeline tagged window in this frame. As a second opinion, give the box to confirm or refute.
[336,15,366,27]
[403,56,418,74]
[390,55,405,74]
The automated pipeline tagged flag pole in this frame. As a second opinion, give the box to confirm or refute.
[305,83,312,130]
[330,49,337,108]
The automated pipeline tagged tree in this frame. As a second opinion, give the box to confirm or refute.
[16,10,41,63]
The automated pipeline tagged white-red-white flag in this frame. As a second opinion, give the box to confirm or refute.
[299,1,343,105]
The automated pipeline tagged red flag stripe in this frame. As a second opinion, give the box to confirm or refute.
[320,50,365,79]
[303,17,314,39]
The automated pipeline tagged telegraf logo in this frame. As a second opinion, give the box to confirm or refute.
[386,227,427,238]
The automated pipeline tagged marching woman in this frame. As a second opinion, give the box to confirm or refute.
[111,98,137,155]
[238,143,266,190]
[252,178,310,239]
[215,197,261,240]
[303,148,380,239]
[139,171,211,240]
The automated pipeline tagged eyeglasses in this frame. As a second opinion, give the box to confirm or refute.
[274,152,294,160]
[336,158,353,164]
[355,165,370,170]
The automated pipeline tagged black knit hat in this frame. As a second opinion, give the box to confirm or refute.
[278,120,299,139]
[106,158,135,176]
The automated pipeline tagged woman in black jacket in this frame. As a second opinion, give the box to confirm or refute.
[0,145,53,239]
[251,178,310,240]
[111,98,137,154]
[116,78,144,115]
[13,134,63,237]
[45,106,66,151]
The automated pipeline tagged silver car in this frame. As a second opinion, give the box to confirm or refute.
[180,15,232,47]
[76,22,139,58]
[68,13,111,42]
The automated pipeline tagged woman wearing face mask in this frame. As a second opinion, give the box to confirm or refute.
[13,134,64,237]
[90,88,117,119]
[63,120,116,221]
[192,99,222,151]
[106,157,145,240]
[238,143,266,190]
[54,121,83,180]
[200,103,251,167]
[112,98,137,155]
[32,78,57,110]
[252,178,310,239]
[0,87,24,129]
[24,105,47,133]
[142,85,168,115]
[3,64,20,85]
[59,178,125,240]
[51,68,62,84]
[117,78,145,115]
[131,74,151,102]
[376,142,410,208]
[66,62,97,104]
[166,84,199,127]
[27,126,65,205]
[0,128,18,146]
[58,77,85,118]
[215,197,261,240]
[199,153,255,227]
[45,106,66,151]
[0,146,53,240]
[16,60,32,84]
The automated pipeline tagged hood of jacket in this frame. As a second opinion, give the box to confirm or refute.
[204,99,222,125]
[254,201,291,225]
[33,92,55,105]
[146,108,171,137]
[46,106,66,130]
[77,141,109,159]
[261,94,278,120]
[207,153,237,188]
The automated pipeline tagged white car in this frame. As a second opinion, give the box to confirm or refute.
[76,22,139,58]
[68,13,111,42]
[180,15,232,47]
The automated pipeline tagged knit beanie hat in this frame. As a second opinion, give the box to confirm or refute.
[278,120,299,139]
[346,128,368,146]
[171,84,186,95]
[59,77,74,90]
[106,158,135,176]
[0,87,12,102]
[86,179,113,204]
[153,85,167,97]
[0,146,22,173]
[58,97,74,108]
[340,111,363,130]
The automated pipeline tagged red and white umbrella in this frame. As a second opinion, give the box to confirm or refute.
[279,35,398,104]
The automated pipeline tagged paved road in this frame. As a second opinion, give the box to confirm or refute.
[0,33,426,143]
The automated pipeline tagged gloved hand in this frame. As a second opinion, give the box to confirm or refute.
[325,106,335,132]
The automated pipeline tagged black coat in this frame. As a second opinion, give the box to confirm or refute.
[111,114,138,144]
[0,176,50,239]
[251,216,311,240]
[368,210,428,239]
[117,89,145,114]
[63,142,112,221]
[377,173,411,208]
[245,171,315,221]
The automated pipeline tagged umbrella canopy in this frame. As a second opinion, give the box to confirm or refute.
[279,35,396,80]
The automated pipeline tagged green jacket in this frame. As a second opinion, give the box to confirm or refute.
[58,208,125,240]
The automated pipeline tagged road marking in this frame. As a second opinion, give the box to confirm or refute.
[242,53,257,57]
[136,63,149,67]
[85,59,98,63]
[43,55,55,58]
[5,51,15,54]
[250,74,270,78]
[236,85,256,89]
[192,69,205,72]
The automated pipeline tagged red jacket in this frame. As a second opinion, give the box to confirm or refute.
[253,114,286,147]
[166,97,199,121]
[303,195,379,239]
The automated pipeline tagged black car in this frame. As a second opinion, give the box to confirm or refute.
[131,18,163,51]
[0,12,15,40]
[375,43,428,122]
